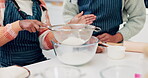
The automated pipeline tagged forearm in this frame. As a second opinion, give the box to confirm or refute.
[39,29,54,50]
[0,21,22,47]
[113,33,123,43]
[118,18,145,41]
[119,0,146,40]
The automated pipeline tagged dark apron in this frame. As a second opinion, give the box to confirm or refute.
[0,0,46,67]
[78,0,123,36]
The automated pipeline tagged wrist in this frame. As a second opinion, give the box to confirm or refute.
[11,20,23,32]
[67,20,74,24]
[114,33,123,43]
[67,21,71,24]
[19,20,24,30]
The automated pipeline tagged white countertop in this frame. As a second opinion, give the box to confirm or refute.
[25,50,148,78]
[146,9,148,14]
[26,5,148,77]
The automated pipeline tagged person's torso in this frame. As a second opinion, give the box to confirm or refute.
[0,0,46,67]
[15,0,33,15]
[78,0,123,36]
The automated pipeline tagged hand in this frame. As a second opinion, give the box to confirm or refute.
[97,33,123,43]
[96,46,105,53]
[19,20,47,32]
[68,11,96,24]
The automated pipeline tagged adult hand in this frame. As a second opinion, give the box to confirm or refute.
[68,11,96,24]
[97,33,123,43]
[19,20,47,32]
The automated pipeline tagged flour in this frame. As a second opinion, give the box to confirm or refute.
[61,37,86,45]
[57,52,94,65]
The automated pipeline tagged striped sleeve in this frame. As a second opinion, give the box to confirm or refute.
[38,28,54,50]
[38,26,71,49]
[0,21,22,47]
[38,0,55,50]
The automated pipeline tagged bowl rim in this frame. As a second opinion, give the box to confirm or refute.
[52,36,99,47]
[51,24,101,32]
[100,65,140,78]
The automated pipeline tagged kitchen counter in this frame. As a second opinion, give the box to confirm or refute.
[25,50,148,78]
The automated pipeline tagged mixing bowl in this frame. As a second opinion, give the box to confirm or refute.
[52,36,99,65]
[43,66,81,78]
[50,24,101,45]
[100,65,141,78]
[30,66,81,78]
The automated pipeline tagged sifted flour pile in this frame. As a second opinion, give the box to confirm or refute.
[61,37,86,45]
[57,52,94,65]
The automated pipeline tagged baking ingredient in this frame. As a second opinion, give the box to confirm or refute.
[57,51,94,65]
[61,37,86,45]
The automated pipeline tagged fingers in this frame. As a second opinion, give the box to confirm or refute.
[33,20,47,27]
[31,22,40,31]
[83,14,96,21]
[29,20,43,32]
[96,46,105,53]
[76,11,84,18]
[97,33,112,42]
[100,36,110,42]
[97,33,107,39]
[69,12,96,24]
[19,20,47,33]
[32,20,48,31]
[30,27,36,32]
[83,14,96,20]
[86,21,93,24]
[85,17,95,24]
[97,33,119,43]
[85,17,96,22]
[81,14,96,24]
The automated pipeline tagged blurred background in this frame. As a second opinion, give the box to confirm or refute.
[44,0,64,25]
[44,0,148,43]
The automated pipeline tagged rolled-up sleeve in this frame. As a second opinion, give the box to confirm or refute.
[118,0,146,40]
[0,21,22,47]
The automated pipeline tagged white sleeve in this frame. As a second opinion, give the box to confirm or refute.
[39,30,51,49]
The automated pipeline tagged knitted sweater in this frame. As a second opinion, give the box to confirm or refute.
[63,0,146,40]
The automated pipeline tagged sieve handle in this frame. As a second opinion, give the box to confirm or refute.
[94,27,101,32]
[40,26,52,30]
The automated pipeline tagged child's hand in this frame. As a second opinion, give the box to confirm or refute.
[96,46,105,53]
[69,11,96,24]
[19,20,47,32]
